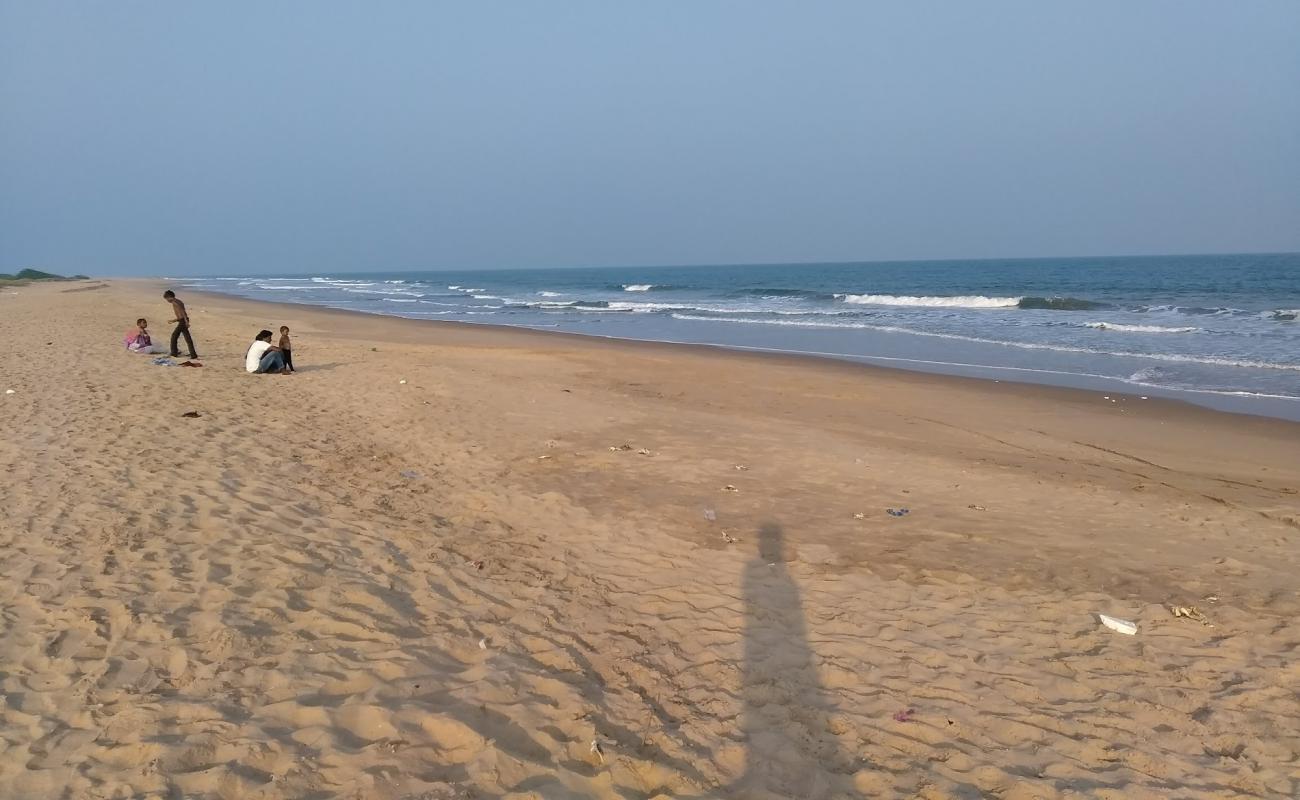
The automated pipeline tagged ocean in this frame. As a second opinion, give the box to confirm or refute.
[179,253,1300,420]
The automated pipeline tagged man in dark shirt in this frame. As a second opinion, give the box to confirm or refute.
[163,290,199,359]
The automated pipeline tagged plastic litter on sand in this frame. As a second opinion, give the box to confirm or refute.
[1097,613,1137,635]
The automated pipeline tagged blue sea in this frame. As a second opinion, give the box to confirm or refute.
[180,253,1300,420]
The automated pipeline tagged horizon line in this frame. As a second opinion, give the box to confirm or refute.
[26,248,1300,279]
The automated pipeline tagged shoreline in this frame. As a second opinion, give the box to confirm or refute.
[170,284,1300,429]
[177,280,1300,423]
[4,279,1300,797]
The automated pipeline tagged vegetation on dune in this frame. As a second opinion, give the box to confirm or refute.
[0,268,89,283]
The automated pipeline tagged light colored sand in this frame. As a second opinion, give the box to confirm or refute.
[1,280,1298,799]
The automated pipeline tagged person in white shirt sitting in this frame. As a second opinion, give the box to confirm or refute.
[245,329,290,374]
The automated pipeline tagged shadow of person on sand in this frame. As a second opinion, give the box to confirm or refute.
[735,523,859,798]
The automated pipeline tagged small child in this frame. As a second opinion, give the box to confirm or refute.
[279,325,295,372]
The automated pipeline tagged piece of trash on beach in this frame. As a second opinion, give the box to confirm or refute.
[1140,396,1149,400]
[637,448,652,456]
[892,708,915,723]
[1204,594,1220,604]
[1097,613,1137,635]
[536,454,552,460]
[590,739,605,764]
[853,512,865,520]
[181,411,201,418]
[399,469,420,479]
[398,379,407,384]
[703,509,717,522]
[968,504,987,511]
[469,560,484,570]
[1171,605,1212,625]
[4,389,13,395]
[608,444,633,452]
[886,508,910,517]
[721,531,739,544]
[478,638,487,650]
[734,464,749,471]
[722,484,739,492]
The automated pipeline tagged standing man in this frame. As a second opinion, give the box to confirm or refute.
[163,290,199,359]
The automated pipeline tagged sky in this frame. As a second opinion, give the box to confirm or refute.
[2,2,1298,276]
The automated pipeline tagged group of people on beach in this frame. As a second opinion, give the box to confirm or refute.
[123,289,296,374]
[123,290,200,358]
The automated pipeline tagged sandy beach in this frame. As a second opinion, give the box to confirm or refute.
[1,279,1298,799]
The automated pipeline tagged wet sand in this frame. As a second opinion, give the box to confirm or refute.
[1,279,1297,798]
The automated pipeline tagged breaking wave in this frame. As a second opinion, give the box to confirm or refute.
[1084,322,1200,334]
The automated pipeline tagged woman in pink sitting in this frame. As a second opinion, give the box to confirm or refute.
[125,318,166,354]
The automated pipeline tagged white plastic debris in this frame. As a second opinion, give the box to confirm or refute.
[703,509,716,522]
[1097,613,1137,635]
[478,638,487,650]
[398,379,407,384]
[4,389,13,395]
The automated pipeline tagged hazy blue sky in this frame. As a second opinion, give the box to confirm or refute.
[2,2,1297,276]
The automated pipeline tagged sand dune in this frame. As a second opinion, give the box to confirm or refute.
[1,281,1297,798]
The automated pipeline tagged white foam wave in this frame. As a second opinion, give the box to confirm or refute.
[668,314,1300,372]
[537,291,564,297]
[472,294,504,301]
[623,284,656,292]
[311,278,375,287]
[1085,322,1200,334]
[836,293,1021,308]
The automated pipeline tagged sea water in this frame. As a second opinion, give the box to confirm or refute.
[179,253,1300,420]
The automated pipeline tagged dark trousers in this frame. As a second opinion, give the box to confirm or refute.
[170,321,197,358]
[283,349,294,371]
